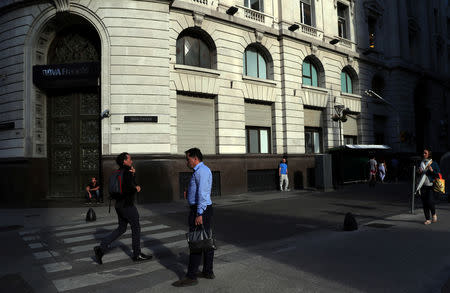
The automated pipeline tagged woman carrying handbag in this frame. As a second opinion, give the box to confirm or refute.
[418,148,441,225]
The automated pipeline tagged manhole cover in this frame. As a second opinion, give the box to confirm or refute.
[0,225,23,232]
[365,223,394,229]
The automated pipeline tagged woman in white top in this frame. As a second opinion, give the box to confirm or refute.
[418,148,441,225]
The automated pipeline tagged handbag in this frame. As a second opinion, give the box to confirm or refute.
[433,173,445,194]
[186,225,216,251]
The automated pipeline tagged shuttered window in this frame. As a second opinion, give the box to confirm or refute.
[177,95,215,154]
[343,115,358,136]
[245,102,272,153]
[303,108,323,128]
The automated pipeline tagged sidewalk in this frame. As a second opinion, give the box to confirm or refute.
[0,182,442,230]
[0,188,312,230]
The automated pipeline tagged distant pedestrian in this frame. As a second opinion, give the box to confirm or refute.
[93,152,152,264]
[173,148,215,287]
[279,157,289,191]
[391,157,399,182]
[418,148,440,225]
[369,155,377,187]
[378,159,387,183]
[85,176,100,204]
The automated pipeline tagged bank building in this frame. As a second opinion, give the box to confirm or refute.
[0,0,449,204]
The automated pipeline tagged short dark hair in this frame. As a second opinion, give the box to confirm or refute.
[185,148,203,161]
[424,148,433,159]
[116,152,129,167]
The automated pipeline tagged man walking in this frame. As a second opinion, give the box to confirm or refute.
[279,157,289,191]
[93,152,152,264]
[173,148,214,287]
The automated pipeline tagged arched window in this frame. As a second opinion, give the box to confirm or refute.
[176,34,213,69]
[341,70,353,93]
[302,59,318,87]
[243,46,268,79]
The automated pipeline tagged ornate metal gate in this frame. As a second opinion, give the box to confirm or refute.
[48,90,100,197]
[44,25,101,198]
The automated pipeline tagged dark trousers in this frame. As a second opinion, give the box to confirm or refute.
[420,186,436,220]
[187,205,214,279]
[100,205,141,257]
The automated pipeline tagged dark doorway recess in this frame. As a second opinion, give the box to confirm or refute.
[44,20,101,198]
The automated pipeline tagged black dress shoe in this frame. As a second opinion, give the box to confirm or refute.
[132,252,153,262]
[94,246,103,265]
[196,271,215,279]
[172,277,198,287]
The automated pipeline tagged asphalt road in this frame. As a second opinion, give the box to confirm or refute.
[2,182,450,293]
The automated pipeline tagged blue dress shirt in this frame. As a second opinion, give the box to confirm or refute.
[187,162,212,215]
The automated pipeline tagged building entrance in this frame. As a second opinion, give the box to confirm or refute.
[47,90,100,197]
[41,22,101,198]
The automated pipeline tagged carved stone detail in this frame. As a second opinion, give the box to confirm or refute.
[347,56,354,65]
[53,0,71,13]
[310,44,318,55]
[193,12,205,27]
[255,30,264,43]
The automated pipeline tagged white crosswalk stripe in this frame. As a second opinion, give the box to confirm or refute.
[19,217,206,292]
[19,216,254,293]
[52,243,240,292]
[54,220,152,237]
[62,224,169,244]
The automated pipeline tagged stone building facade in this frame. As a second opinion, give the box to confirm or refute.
[0,0,448,204]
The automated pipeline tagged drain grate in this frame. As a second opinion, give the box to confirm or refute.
[0,225,24,232]
[365,223,394,229]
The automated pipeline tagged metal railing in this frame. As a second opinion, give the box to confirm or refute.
[242,6,265,23]
[300,23,318,37]
[338,37,352,48]
[192,0,208,5]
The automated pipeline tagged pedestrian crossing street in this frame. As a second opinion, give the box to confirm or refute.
[19,217,243,292]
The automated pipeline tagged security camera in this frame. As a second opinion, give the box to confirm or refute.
[101,109,110,119]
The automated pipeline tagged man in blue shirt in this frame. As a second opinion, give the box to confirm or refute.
[279,157,289,191]
[173,148,214,287]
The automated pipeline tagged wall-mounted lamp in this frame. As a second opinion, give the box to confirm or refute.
[100,109,110,119]
[288,24,299,32]
[329,38,340,45]
[332,105,350,122]
[226,6,238,15]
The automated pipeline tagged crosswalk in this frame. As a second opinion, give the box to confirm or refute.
[19,215,243,292]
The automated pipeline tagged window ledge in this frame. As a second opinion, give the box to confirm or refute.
[341,92,362,99]
[301,84,328,93]
[242,75,277,86]
[174,64,220,76]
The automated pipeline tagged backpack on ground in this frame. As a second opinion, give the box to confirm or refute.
[86,207,96,222]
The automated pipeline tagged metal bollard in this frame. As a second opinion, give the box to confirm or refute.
[411,165,416,214]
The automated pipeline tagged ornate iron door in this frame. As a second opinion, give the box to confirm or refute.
[48,90,100,198]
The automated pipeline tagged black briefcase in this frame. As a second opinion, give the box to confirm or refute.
[186,225,216,251]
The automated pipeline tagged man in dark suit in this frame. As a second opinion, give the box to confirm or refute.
[93,152,152,264]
